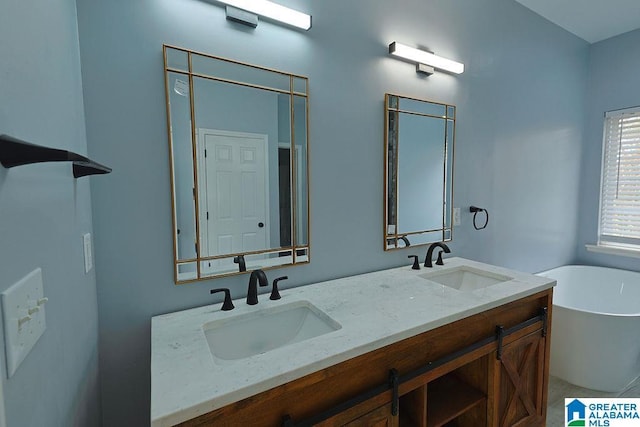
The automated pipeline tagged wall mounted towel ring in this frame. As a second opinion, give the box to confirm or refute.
[470,206,489,230]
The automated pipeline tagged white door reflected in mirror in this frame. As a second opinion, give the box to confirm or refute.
[198,129,269,275]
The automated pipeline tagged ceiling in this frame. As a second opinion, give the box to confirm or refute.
[514,0,640,43]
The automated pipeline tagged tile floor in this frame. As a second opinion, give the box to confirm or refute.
[546,375,640,426]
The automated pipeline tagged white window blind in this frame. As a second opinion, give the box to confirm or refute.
[599,107,640,248]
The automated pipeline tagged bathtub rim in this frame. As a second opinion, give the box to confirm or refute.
[537,264,640,317]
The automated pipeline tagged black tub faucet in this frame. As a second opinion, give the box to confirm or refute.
[424,242,451,268]
[247,269,268,305]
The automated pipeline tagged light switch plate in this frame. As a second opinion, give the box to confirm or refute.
[453,208,461,226]
[1,268,47,377]
[83,233,92,273]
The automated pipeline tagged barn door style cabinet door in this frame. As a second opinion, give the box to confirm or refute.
[490,329,547,427]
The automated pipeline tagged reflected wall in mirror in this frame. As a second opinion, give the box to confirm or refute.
[384,94,455,251]
[164,45,310,283]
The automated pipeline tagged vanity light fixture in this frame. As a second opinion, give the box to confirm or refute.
[389,42,464,75]
[216,0,312,30]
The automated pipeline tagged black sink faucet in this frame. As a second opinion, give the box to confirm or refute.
[233,255,246,272]
[424,242,451,268]
[247,269,268,305]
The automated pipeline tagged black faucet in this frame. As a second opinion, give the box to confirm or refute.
[247,269,269,305]
[386,235,411,248]
[424,242,451,268]
[270,276,288,300]
[233,255,246,272]
[210,288,235,311]
[408,255,421,270]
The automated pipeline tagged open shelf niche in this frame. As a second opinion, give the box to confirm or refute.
[399,355,489,427]
[0,134,111,178]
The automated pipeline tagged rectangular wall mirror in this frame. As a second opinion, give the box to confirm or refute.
[384,93,455,251]
[163,45,310,283]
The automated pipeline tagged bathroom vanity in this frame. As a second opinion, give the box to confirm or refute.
[151,258,554,426]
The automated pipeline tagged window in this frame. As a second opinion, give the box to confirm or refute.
[597,106,640,251]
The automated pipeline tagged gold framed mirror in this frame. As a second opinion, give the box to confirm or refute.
[384,93,455,250]
[163,45,310,283]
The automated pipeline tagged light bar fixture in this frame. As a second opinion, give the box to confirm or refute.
[389,42,464,75]
[217,0,312,30]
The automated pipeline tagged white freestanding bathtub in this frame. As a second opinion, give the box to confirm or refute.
[538,265,640,392]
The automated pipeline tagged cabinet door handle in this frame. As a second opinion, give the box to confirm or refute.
[281,415,294,427]
[496,325,505,360]
[389,369,399,416]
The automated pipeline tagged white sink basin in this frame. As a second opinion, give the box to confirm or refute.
[203,301,341,361]
[420,266,513,291]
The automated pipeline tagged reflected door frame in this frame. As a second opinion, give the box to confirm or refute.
[197,128,271,274]
[278,142,303,247]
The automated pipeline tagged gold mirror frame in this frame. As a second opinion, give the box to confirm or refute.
[163,45,310,283]
[383,93,455,251]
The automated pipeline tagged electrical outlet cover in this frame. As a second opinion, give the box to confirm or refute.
[83,233,93,273]
[453,208,461,226]
[1,268,47,377]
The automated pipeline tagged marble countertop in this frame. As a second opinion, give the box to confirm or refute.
[151,257,555,426]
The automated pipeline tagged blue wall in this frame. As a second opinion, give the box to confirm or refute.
[0,0,101,426]
[576,28,640,271]
[75,0,588,425]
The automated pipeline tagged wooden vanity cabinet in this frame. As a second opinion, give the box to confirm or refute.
[177,289,552,427]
